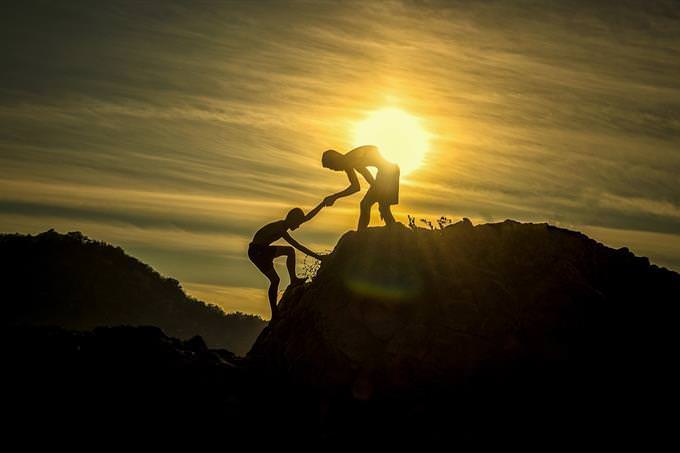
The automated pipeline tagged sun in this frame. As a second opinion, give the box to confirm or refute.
[353,107,430,175]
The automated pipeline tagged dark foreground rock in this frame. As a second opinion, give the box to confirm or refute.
[6,324,321,442]
[249,220,679,442]
[7,326,237,420]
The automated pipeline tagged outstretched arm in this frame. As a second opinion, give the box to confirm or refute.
[303,200,325,223]
[325,169,360,206]
[282,231,322,260]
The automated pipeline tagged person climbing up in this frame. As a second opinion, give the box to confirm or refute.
[321,145,400,230]
[248,202,325,318]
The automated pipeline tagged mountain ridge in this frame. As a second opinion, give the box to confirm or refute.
[1,229,266,355]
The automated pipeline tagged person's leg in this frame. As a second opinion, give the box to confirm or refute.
[262,267,280,317]
[273,246,305,286]
[379,202,396,225]
[249,245,282,317]
[359,192,377,230]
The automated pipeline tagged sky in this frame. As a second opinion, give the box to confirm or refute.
[2,0,679,318]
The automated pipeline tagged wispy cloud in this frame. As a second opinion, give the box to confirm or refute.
[1,1,679,313]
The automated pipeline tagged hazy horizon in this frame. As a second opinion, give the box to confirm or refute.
[2,1,679,318]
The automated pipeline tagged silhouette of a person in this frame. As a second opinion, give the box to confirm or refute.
[322,145,400,230]
[249,203,324,318]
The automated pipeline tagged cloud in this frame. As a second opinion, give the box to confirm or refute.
[599,193,680,219]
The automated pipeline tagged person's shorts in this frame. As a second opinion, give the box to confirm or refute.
[248,243,276,272]
[372,163,400,206]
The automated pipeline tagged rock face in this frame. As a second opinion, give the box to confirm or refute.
[249,220,679,420]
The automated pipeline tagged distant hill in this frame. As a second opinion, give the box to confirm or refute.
[1,229,266,355]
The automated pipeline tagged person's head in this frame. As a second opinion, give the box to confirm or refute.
[322,149,345,171]
[285,207,305,230]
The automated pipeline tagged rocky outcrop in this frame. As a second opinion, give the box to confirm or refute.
[249,220,679,422]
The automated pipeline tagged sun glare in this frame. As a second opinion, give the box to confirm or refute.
[353,108,430,175]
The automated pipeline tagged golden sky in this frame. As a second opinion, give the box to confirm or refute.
[2,1,679,318]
